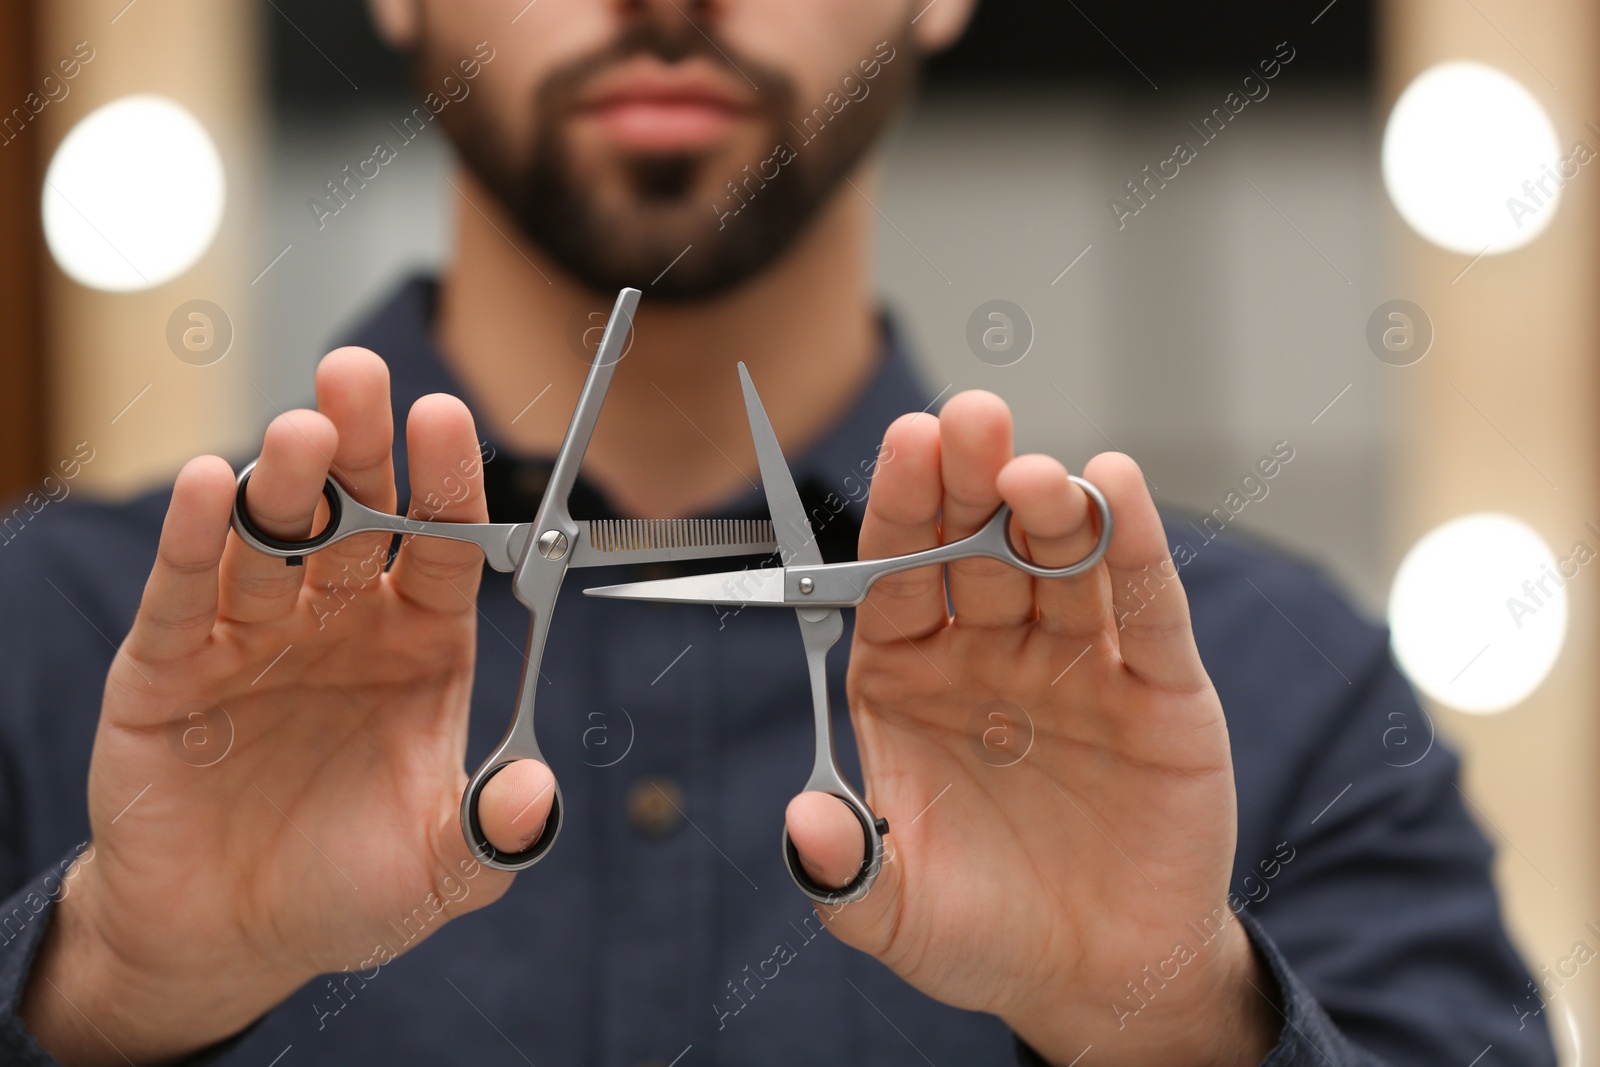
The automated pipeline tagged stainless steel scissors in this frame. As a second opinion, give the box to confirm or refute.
[584,364,1114,905]
[229,289,778,872]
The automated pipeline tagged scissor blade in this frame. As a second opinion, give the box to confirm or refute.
[518,289,639,586]
[569,518,777,568]
[738,363,822,568]
[544,289,638,513]
[582,567,786,605]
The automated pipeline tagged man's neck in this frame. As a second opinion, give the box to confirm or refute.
[435,168,881,518]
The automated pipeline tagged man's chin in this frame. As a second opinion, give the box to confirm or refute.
[562,248,760,304]
[523,199,750,300]
[509,138,829,301]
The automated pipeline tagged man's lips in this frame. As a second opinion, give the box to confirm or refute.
[583,96,745,152]
[577,66,752,153]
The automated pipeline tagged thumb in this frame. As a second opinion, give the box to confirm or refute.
[785,792,868,889]
[475,759,557,855]
[416,763,556,923]
[784,792,904,950]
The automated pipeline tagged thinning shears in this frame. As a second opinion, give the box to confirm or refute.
[585,364,1114,904]
[230,289,778,871]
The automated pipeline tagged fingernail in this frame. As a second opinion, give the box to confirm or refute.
[518,819,548,850]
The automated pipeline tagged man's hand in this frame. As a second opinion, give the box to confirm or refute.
[21,350,555,1065]
[785,392,1279,1066]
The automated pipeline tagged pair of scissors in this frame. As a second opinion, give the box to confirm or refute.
[229,288,779,871]
[585,365,1115,905]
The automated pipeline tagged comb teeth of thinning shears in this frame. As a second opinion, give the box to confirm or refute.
[573,518,777,566]
[586,518,774,552]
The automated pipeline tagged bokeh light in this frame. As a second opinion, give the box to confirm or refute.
[1388,513,1567,714]
[1382,61,1562,256]
[42,94,225,292]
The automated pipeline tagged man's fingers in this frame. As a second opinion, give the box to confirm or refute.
[1088,452,1207,691]
[125,456,236,664]
[855,413,947,644]
[305,348,397,590]
[475,760,557,854]
[785,792,867,890]
[938,392,1034,627]
[388,394,489,615]
[218,409,337,623]
[997,454,1113,638]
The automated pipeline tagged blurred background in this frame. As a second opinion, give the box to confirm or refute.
[0,0,1594,1057]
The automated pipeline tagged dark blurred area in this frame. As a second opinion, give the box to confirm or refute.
[267,0,1373,114]
[924,0,1372,85]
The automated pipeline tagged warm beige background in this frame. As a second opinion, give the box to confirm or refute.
[1384,0,1599,1056]
[38,0,261,493]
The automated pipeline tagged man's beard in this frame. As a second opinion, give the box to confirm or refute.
[423,19,916,301]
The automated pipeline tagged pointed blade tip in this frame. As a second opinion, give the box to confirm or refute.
[580,569,787,606]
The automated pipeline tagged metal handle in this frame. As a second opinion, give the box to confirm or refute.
[460,615,563,870]
[790,475,1114,606]
[783,792,886,907]
[782,607,887,905]
[230,462,531,572]
[982,475,1113,578]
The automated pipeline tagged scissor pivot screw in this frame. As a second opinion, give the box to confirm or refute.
[536,530,569,560]
[798,577,814,594]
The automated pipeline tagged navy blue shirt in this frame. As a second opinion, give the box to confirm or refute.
[0,281,1556,1065]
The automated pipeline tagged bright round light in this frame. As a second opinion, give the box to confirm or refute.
[1382,61,1562,255]
[42,95,224,292]
[1388,513,1568,714]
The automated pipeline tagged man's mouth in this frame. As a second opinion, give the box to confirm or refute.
[576,60,752,154]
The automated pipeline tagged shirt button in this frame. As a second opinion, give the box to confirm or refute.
[625,776,686,840]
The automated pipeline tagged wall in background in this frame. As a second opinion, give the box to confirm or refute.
[37,0,262,494]
[1384,0,1600,1052]
[876,87,1388,612]
[0,0,48,502]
